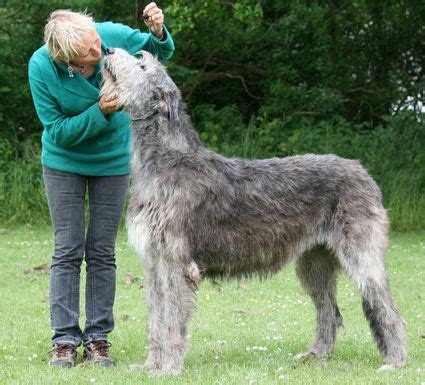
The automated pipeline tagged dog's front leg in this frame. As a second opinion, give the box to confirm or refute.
[130,255,164,372]
[148,257,200,376]
[144,258,165,370]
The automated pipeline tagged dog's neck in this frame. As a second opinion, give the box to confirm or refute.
[131,102,203,158]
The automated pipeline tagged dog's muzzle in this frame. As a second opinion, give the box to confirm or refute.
[103,59,117,83]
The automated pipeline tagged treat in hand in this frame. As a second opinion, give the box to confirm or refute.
[142,2,164,39]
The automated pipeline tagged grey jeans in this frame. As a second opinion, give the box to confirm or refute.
[43,167,129,347]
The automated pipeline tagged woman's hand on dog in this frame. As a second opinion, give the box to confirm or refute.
[99,94,120,116]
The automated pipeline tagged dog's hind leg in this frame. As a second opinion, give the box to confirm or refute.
[149,256,200,376]
[334,213,407,370]
[294,245,343,360]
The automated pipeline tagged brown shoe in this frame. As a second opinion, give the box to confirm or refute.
[48,344,77,368]
[83,341,115,367]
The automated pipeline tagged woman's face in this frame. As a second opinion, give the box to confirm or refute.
[71,29,102,65]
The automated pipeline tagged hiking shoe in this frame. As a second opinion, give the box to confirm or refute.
[83,341,115,367]
[48,344,77,368]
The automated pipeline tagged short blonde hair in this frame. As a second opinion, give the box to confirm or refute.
[44,9,95,62]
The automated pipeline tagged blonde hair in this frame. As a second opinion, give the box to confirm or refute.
[44,9,96,63]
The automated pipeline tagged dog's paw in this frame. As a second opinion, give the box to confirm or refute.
[377,363,405,371]
[148,367,181,377]
[293,351,317,361]
[129,360,160,372]
[129,363,146,372]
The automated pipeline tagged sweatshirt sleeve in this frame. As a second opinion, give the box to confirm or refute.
[28,59,111,148]
[123,24,175,63]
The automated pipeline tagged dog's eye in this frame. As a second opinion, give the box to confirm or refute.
[139,64,146,70]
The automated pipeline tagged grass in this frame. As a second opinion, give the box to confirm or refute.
[0,225,424,384]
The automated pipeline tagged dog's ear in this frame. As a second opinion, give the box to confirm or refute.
[161,91,179,121]
[134,50,147,59]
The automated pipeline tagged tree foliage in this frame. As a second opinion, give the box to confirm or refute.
[0,0,423,142]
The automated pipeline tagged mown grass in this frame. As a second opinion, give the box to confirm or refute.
[0,226,424,384]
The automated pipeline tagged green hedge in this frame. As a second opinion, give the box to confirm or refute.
[1,111,423,231]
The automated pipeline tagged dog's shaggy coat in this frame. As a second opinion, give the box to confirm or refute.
[101,49,407,376]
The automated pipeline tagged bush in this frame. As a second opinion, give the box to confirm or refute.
[1,108,423,231]
[0,136,47,224]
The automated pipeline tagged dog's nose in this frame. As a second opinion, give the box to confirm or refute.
[105,48,115,55]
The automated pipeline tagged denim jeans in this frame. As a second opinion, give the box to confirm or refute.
[43,167,129,347]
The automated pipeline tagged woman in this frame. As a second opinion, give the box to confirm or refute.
[28,3,174,367]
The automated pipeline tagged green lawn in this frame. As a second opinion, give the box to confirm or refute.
[0,226,423,384]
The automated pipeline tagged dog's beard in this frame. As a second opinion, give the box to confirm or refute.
[100,69,120,104]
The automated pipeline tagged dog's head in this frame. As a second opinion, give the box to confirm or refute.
[101,48,180,120]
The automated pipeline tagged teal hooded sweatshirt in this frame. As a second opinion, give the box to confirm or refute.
[28,22,175,176]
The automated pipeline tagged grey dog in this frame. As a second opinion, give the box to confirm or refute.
[101,49,406,376]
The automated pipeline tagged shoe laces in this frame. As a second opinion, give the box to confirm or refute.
[89,341,112,357]
[48,344,75,358]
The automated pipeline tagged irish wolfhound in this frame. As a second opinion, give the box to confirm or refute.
[101,49,406,376]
